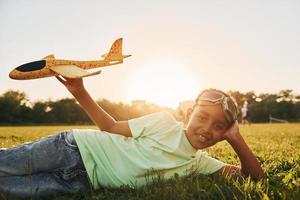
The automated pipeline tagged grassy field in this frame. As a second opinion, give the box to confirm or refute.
[0,124,299,200]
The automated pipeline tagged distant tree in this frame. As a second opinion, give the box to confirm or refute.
[248,91,300,122]
[96,98,170,121]
[278,89,294,101]
[0,90,31,123]
[31,101,50,123]
[47,98,90,124]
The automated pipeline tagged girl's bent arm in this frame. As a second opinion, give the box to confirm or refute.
[56,76,132,137]
[226,132,264,179]
[72,87,116,132]
[222,122,264,179]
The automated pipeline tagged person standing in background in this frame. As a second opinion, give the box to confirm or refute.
[241,102,251,125]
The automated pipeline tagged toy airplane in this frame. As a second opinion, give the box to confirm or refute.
[9,38,131,80]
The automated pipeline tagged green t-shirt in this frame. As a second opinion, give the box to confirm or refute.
[73,111,225,189]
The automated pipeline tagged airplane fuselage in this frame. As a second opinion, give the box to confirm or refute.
[9,59,122,80]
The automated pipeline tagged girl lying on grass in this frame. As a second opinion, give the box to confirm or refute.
[0,76,263,198]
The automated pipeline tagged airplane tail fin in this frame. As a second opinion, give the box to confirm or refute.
[102,38,131,62]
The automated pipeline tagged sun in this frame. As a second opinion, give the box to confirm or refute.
[127,61,200,108]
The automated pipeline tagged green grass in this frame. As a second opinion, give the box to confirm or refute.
[0,124,299,200]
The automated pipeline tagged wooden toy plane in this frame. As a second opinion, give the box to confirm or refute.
[9,38,131,80]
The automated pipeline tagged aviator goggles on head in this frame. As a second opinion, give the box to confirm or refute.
[195,89,238,126]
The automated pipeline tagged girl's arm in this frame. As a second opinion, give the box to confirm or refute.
[56,76,132,137]
[217,122,264,179]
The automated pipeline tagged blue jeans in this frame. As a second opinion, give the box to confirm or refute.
[0,130,91,198]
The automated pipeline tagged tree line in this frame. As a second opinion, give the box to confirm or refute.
[228,89,300,122]
[0,89,299,125]
[0,90,175,125]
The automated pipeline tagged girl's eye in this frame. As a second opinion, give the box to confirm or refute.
[197,116,206,121]
[214,124,225,131]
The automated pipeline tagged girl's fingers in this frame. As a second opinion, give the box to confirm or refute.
[55,75,66,85]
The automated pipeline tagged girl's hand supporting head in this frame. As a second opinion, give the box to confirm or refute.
[222,121,242,142]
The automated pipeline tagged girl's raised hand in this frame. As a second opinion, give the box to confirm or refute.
[55,75,85,95]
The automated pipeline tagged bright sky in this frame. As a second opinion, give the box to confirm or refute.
[1,0,299,108]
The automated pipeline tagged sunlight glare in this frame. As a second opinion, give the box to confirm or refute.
[127,61,200,108]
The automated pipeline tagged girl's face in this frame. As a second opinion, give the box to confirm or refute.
[185,104,229,149]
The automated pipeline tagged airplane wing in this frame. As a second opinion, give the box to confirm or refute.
[50,65,101,78]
